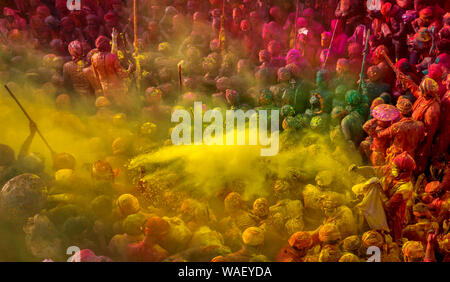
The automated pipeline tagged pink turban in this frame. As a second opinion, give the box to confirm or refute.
[68,40,83,62]
[95,36,111,52]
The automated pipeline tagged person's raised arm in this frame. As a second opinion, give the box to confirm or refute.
[18,120,37,160]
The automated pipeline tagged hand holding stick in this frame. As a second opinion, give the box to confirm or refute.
[4,85,55,155]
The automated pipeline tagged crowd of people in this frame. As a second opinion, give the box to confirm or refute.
[0,0,449,262]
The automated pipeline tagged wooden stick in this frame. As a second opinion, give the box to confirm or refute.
[323,19,339,68]
[358,28,370,91]
[4,85,55,155]
[178,64,183,95]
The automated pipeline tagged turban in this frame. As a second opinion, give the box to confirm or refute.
[393,151,416,172]
[427,64,443,81]
[338,253,360,262]
[395,58,410,73]
[95,36,111,52]
[319,224,341,243]
[145,217,170,238]
[419,7,433,19]
[117,194,140,216]
[288,231,313,250]
[91,159,114,180]
[396,97,413,115]
[242,227,265,246]
[367,65,381,81]
[419,77,439,96]
[342,235,361,253]
[345,90,362,106]
[68,40,83,62]
[362,230,384,248]
[36,5,50,17]
[402,241,424,260]
[52,152,76,171]
[436,53,450,69]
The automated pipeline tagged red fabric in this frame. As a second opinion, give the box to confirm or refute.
[95,36,111,52]
[377,117,425,164]
[393,151,416,172]
[126,241,169,262]
[363,119,390,166]
[433,91,450,157]
[386,192,406,241]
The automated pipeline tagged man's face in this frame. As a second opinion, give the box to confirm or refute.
[253,200,269,218]
[321,201,337,217]
[321,36,330,48]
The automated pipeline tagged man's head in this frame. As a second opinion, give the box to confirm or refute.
[396,97,413,117]
[402,241,425,262]
[319,224,341,245]
[336,58,350,75]
[288,231,313,256]
[144,216,170,241]
[419,77,438,99]
[224,192,242,214]
[362,230,384,248]
[253,198,269,219]
[391,152,416,178]
[319,193,341,218]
